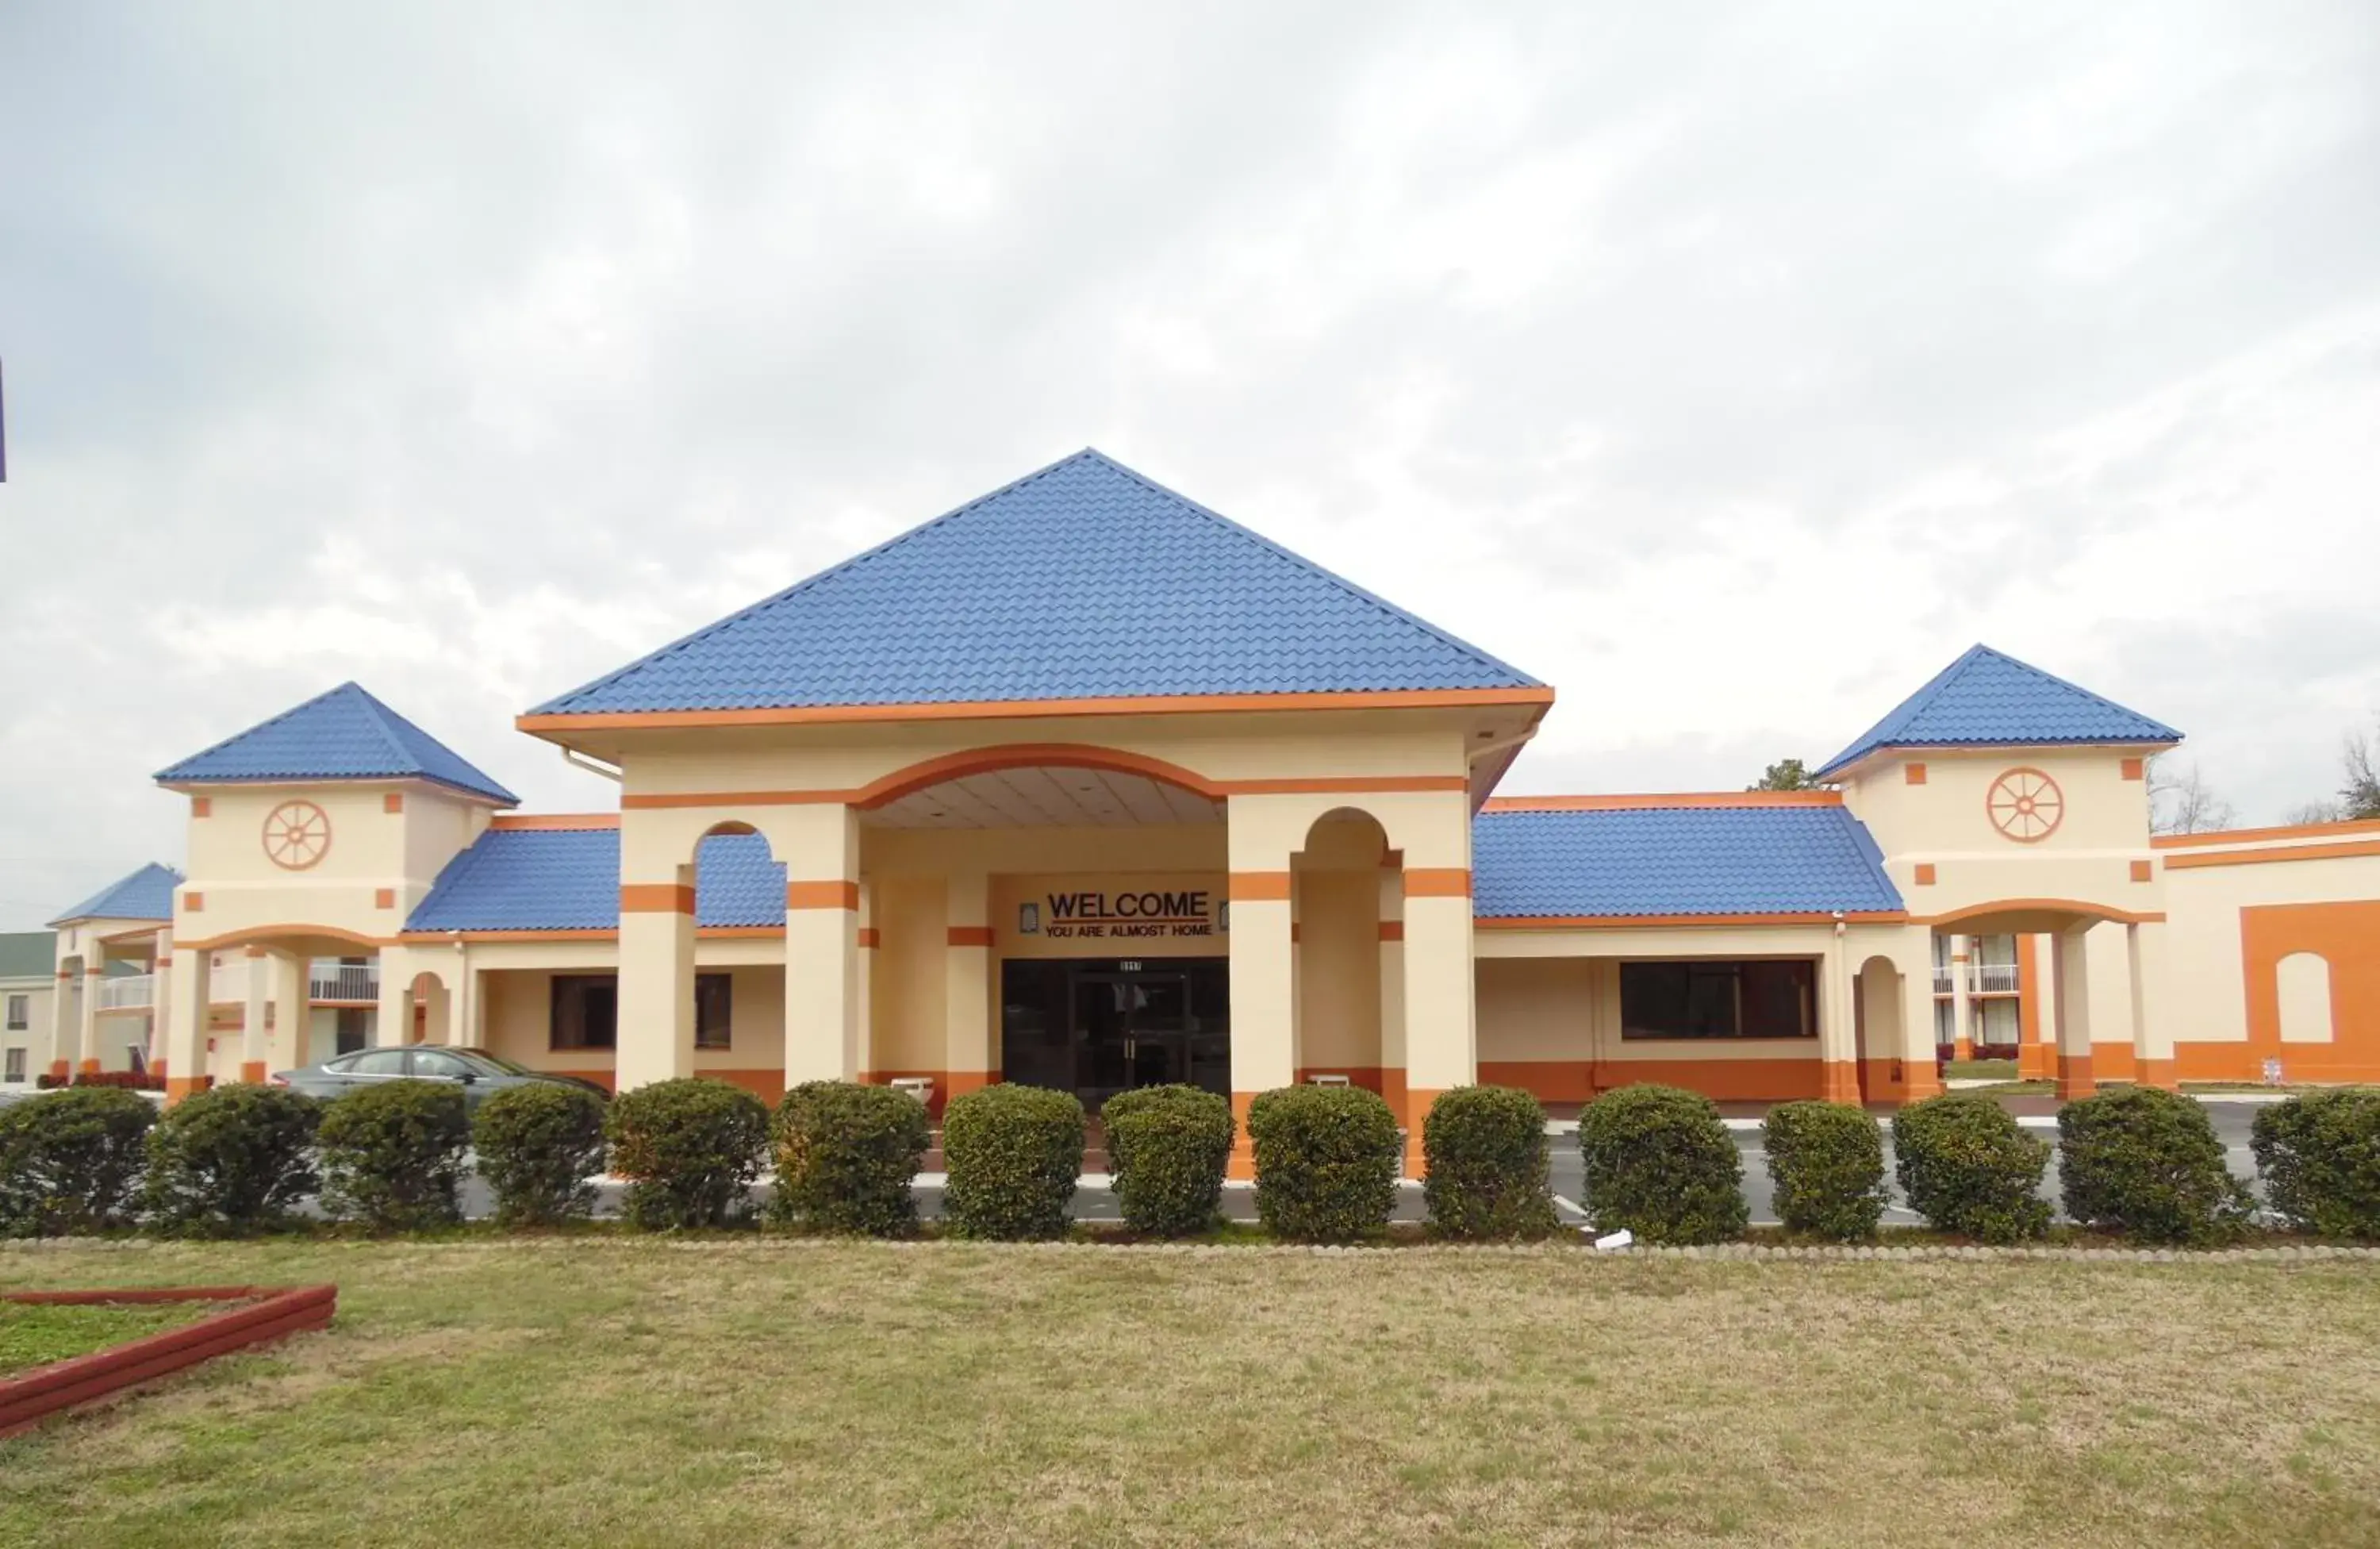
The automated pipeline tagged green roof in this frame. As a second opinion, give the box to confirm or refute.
[0,931,56,981]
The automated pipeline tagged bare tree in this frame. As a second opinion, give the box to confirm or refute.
[2285,800,2346,825]
[2148,752,2237,836]
[2340,724,2380,820]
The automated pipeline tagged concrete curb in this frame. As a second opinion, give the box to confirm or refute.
[11,1237,2370,1263]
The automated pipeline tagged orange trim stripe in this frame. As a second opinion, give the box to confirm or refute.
[2151,816,2380,849]
[785,880,861,911]
[1403,867,1472,897]
[1378,920,1404,942]
[620,743,1475,811]
[175,924,395,952]
[1228,871,1293,902]
[1909,898,2166,926]
[520,686,1555,736]
[1480,910,1907,929]
[857,927,881,948]
[946,925,996,947]
[620,883,696,914]
[1482,790,1842,812]
[491,813,622,831]
[2160,837,2380,870]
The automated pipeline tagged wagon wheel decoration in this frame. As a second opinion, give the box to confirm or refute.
[1985,767,2063,844]
[261,800,332,871]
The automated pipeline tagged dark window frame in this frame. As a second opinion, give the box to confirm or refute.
[1618,959,1818,1041]
[695,973,732,1051]
[550,974,620,1051]
[4,994,26,1031]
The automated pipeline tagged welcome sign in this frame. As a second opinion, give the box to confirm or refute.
[998,874,1228,954]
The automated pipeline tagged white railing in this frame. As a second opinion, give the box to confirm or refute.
[1934,962,2023,996]
[98,974,155,1011]
[309,964,380,1002]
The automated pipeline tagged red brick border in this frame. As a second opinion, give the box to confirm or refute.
[0,1284,336,1437]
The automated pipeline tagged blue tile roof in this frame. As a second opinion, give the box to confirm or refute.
[404,828,784,932]
[50,862,182,926]
[1816,645,2180,779]
[530,449,1541,716]
[155,683,519,804]
[1472,804,1904,919]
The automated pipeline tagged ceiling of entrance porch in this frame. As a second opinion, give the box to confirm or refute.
[866,766,1223,828]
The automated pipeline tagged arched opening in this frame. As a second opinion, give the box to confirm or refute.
[1293,809,1395,1102]
[2277,952,2334,1044]
[1854,955,1903,1104]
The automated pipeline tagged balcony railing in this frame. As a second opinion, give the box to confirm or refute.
[97,974,155,1012]
[1933,962,2023,996]
[309,965,380,1002]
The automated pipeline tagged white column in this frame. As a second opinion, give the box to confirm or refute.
[2127,921,2173,1088]
[1376,865,1407,1120]
[240,947,270,1081]
[942,871,992,1108]
[77,960,104,1073]
[46,965,75,1080]
[1948,933,1975,1059]
[1895,927,1943,1100]
[2052,924,2095,1097]
[272,951,307,1073]
[374,948,415,1049]
[770,805,861,1086]
[464,965,489,1048]
[1225,799,1296,1179]
[1818,927,1860,1103]
[148,945,173,1073]
[854,882,875,1081]
[164,948,210,1101]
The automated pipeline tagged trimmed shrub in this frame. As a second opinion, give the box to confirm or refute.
[1247,1084,1400,1243]
[2251,1090,2380,1240]
[2057,1086,2251,1245]
[605,1078,770,1230]
[942,1084,1085,1240]
[769,1081,931,1236]
[1763,1100,1887,1242]
[1893,1094,2050,1243]
[317,1079,473,1231]
[142,1084,321,1236]
[474,1082,609,1227]
[1422,1085,1557,1240]
[1102,1084,1234,1238]
[0,1087,157,1236]
[1577,1085,1746,1244]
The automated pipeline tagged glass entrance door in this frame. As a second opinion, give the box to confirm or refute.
[1074,970,1190,1110]
[1000,957,1231,1113]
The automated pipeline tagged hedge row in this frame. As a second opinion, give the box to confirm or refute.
[5,1078,2374,1244]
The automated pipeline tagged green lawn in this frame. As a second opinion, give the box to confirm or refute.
[1944,1058,2019,1080]
[0,1300,203,1377]
[2,1240,2377,1547]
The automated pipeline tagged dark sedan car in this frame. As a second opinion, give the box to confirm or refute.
[271,1047,606,1109]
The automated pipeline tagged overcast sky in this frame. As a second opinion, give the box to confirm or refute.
[2,2,2377,928]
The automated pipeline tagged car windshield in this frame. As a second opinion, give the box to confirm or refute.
[452,1048,535,1076]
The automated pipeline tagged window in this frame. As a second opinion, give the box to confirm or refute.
[696,973,732,1050]
[413,1050,473,1080]
[341,1049,410,1077]
[3,1048,24,1083]
[1618,960,1816,1040]
[551,975,619,1051]
[4,994,25,1030]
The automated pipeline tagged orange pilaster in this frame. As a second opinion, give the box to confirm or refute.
[1902,1059,1944,1101]
[1226,1090,1260,1180]
[46,1059,71,1082]
[1820,1060,1863,1105]
[2056,1053,2096,1100]
[2134,1057,2178,1090]
[240,1061,267,1085]
[164,1076,206,1105]
[1402,1088,1445,1178]
[77,1059,101,1076]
